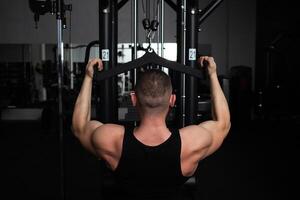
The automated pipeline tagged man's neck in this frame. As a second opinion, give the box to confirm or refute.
[137,114,168,133]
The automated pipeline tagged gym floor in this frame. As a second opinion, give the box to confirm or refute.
[1,117,299,200]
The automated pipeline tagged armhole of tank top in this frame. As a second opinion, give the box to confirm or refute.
[176,128,193,179]
[113,126,129,173]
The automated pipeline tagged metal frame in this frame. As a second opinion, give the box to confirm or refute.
[96,0,223,125]
[185,0,199,125]
[98,0,118,123]
[55,1,65,199]
[198,0,223,27]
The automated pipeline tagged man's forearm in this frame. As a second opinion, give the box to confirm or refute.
[209,72,230,124]
[72,75,93,136]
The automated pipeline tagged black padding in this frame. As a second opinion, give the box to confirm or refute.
[94,51,203,82]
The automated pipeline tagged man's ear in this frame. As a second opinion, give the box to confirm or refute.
[130,91,137,106]
[169,94,176,107]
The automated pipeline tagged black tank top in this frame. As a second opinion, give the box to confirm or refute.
[113,127,190,200]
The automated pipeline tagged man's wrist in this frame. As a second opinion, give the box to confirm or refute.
[208,71,217,78]
[84,74,93,81]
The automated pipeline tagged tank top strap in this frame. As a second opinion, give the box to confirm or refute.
[123,125,132,138]
[170,128,180,138]
[122,125,135,149]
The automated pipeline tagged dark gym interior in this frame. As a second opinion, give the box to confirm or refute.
[1,0,299,199]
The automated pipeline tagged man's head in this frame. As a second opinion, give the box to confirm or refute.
[131,69,176,116]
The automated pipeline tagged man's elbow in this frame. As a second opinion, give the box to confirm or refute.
[71,122,83,139]
[218,119,231,137]
[221,113,231,133]
[225,120,231,135]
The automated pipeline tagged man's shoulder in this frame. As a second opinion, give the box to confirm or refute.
[96,123,125,131]
[179,125,212,149]
[93,124,125,143]
[179,125,209,136]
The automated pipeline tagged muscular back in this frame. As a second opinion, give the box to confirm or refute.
[91,124,218,177]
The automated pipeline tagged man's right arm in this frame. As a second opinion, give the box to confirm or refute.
[179,56,230,176]
[180,56,230,160]
[197,56,231,158]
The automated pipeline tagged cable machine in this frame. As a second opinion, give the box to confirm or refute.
[29,0,225,198]
[95,0,223,127]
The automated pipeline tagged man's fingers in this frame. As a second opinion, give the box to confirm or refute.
[198,57,203,66]
[88,58,101,66]
[97,59,103,71]
[198,56,209,67]
[88,58,103,71]
[198,57,203,67]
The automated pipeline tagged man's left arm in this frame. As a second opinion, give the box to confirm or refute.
[72,59,103,155]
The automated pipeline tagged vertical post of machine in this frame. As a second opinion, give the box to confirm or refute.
[55,0,65,199]
[98,0,118,123]
[175,0,186,128]
[185,0,198,125]
[111,0,118,121]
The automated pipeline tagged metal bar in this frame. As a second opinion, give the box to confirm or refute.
[185,0,198,125]
[98,0,115,123]
[165,0,177,11]
[134,0,138,84]
[56,0,65,199]
[161,0,164,58]
[182,0,187,127]
[156,0,159,56]
[175,0,186,127]
[198,0,223,26]
[146,0,152,57]
[70,44,74,90]
[111,0,118,122]
[176,0,185,64]
[57,18,65,200]
[118,0,129,10]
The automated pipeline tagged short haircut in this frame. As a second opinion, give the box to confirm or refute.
[134,69,172,113]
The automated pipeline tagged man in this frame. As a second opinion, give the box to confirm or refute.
[72,56,231,199]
